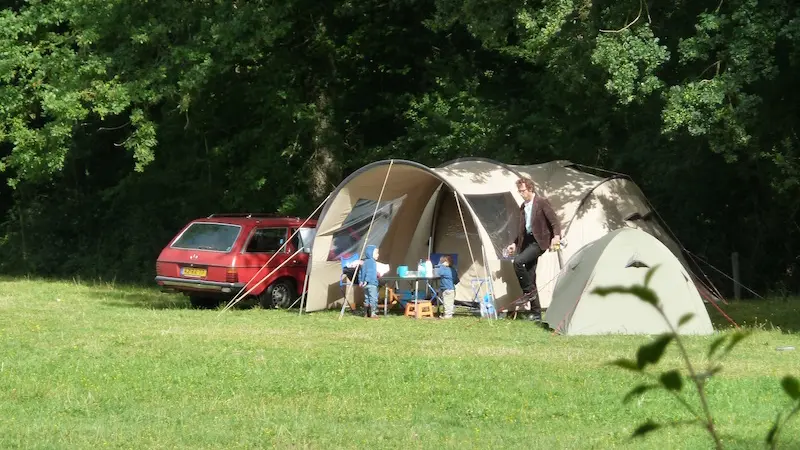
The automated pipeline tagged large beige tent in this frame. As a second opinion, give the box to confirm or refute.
[304,159,523,312]
[545,227,714,335]
[303,158,714,313]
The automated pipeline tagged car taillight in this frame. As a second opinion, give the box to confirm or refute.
[226,268,238,283]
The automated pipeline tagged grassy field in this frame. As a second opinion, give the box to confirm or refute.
[1,277,798,449]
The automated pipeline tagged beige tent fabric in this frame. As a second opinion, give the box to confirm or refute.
[304,157,705,314]
[545,227,713,335]
[304,159,523,312]
[509,162,694,309]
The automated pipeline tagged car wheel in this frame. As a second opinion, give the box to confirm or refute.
[189,295,218,309]
[260,278,296,309]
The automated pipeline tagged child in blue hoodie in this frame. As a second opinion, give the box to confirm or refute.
[358,244,380,319]
[436,255,459,319]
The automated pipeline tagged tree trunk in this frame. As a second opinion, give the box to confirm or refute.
[308,47,341,200]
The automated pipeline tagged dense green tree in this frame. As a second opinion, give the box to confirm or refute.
[0,0,797,294]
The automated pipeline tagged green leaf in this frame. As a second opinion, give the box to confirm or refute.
[644,265,660,286]
[608,358,641,372]
[623,384,659,403]
[707,335,728,358]
[629,286,659,306]
[632,420,662,438]
[677,313,694,327]
[766,413,781,445]
[659,370,683,391]
[592,285,659,306]
[636,334,673,369]
[781,376,800,400]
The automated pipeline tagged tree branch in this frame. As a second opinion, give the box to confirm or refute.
[97,121,130,132]
[600,0,644,33]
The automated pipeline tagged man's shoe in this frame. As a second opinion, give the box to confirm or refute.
[528,313,542,322]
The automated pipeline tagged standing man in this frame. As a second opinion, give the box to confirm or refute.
[505,177,561,322]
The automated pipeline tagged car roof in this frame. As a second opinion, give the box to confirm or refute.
[190,215,317,227]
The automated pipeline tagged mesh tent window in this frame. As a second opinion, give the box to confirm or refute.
[326,196,406,261]
[463,193,520,258]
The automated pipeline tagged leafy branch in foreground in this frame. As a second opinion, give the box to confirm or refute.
[593,266,799,449]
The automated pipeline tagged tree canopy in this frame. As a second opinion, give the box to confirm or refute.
[0,0,798,296]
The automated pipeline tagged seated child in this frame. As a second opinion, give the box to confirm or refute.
[435,255,459,319]
[358,244,381,319]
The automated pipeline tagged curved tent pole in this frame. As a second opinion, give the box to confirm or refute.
[338,160,395,320]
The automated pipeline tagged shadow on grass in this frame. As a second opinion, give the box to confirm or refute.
[88,288,274,311]
[87,289,194,310]
[708,298,800,334]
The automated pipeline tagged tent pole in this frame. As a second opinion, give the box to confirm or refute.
[453,192,477,273]
[223,191,332,311]
[481,243,498,320]
[339,160,395,320]
[454,191,489,316]
[298,260,312,315]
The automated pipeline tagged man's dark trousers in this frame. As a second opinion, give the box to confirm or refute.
[513,233,544,318]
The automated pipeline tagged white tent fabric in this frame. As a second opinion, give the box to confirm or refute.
[545,227,714,335]
[303,158,709,313]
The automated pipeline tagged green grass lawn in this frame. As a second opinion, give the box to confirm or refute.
[1,277,798,449]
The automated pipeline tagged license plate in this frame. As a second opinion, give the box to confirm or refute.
[181,267,207,278]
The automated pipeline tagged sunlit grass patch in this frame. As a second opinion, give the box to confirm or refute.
[0,277,797,449]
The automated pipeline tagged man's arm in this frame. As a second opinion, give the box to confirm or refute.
[541,197,561,236]
[512,205,523,247]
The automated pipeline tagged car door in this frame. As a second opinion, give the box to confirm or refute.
[288,227,314,288]
[239,226,290,292]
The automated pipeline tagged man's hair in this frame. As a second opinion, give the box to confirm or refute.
[515,177,536,193]
[439,254,453,265]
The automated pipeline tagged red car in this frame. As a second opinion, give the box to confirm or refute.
[155,213,317,309]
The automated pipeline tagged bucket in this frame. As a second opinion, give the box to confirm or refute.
[397,266,409,277]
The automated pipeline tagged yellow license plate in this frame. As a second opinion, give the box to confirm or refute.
[182,267,207,278]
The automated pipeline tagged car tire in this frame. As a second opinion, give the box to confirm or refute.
[260,278,296,309]
[189,295,219,309]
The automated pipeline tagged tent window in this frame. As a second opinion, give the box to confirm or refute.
[463,193,520,258]
[326,196,406,261]
[626,260,650,268]
[625,211,654,222]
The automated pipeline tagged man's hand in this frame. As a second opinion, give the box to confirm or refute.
[550,235,561,251]
[505,243,516,256]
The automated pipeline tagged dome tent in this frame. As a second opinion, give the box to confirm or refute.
[545,227,714,335]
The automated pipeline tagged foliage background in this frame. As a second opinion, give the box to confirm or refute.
[0,0,798,296]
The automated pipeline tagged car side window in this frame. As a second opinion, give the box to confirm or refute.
[245,227,288,253]
[290,230,300,252]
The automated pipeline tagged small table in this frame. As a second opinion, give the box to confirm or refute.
[380,275,441,318]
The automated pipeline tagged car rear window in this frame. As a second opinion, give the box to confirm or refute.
[171,222,241,252]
